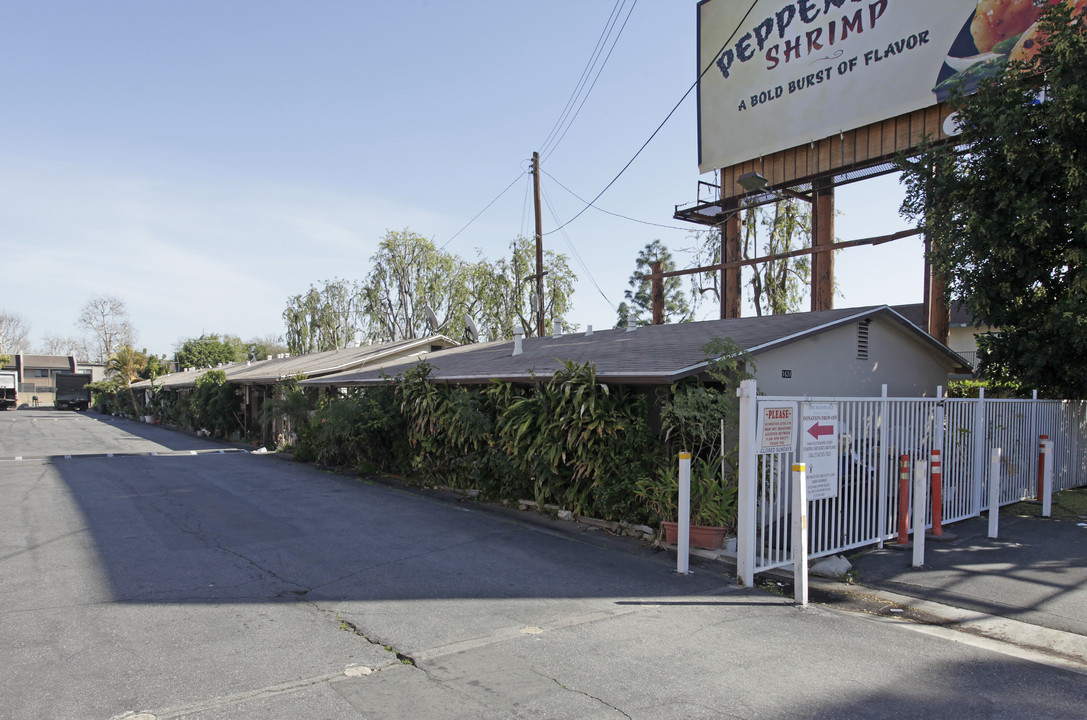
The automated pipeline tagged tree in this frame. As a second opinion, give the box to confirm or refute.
[39,334,90,359]
[106,345,148,416]
[243,334,288,361]
[623,240,691,326]
[899,3,1087,397]
[283,278,365,355]
[175,333,243,370]
[0,310,31,355]
[685,199,812,318]
[78,295,135,363]
[741,200,811,316]
[471,237,577,340]
[614,301,632,329]
[362,230,471,342]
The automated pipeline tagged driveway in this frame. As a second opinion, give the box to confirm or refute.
[2,410,1085,719]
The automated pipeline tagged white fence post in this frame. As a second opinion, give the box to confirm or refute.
[988,448,1002,539]
[792,463,808,607]
[677,451,691,575]
[877,384,889,548]
[972,387,988,516]
[736,379,758,587]
[913,460,927,568]
[1042,440,1054,518]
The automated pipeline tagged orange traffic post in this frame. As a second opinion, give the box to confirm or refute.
[929,449,943,536]
[897,454,910,544]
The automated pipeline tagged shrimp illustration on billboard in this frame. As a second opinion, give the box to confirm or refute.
[935,0,1086,100]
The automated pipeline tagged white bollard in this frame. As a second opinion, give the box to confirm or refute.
[988,448,1003,539]
[913,460,927,568]
[1042,440,1054,518]
[677,451,691,575]
[792,463,808,606]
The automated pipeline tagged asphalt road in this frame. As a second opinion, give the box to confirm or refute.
[2,409,1086,719]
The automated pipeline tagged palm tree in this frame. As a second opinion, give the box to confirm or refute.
[106,345,147,416]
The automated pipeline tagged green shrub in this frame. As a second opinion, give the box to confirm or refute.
[191,370,243,438]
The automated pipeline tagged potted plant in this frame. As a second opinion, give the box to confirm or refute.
[635,457,737,549]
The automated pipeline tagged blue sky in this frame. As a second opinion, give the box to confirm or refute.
[1,1,922,355]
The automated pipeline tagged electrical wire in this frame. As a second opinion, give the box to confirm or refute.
[544,0,762,237]
[438,170,526,251]
[540,181,617,312]
[542,169,694,232]
[538,0,628,158]
[541,0,639,162]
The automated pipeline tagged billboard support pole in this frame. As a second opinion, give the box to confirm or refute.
[811,179,834,312]
[722,200,742,319]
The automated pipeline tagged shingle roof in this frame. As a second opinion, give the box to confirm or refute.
[133,336,458,390]
[893,302,977,328]
[18,355,74,370]
[303,306,966,387]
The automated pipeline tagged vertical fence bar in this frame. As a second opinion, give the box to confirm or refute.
[1037,434,1049,501]
[792,463,808,607]
[897,454,910,545]
[913,460,928,567]
[877,386,889,547]
[988,448,1002,539]
[930,449,943,536]
[677,451,691,576]
[973,388,987,516]
[1042,440,1054,518]
[737,379,757,587]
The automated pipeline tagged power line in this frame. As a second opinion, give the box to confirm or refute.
[438,170,526,251]
[541,0,639,162]
[542,169,694,232]
[544,0,762,237]
[540,181,616,312]
[538,0,629,158]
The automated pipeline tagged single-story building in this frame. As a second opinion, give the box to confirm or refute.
[301,306,970,398]
[131,336,459,437]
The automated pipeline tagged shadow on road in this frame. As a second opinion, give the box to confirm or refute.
[48,450,737,605]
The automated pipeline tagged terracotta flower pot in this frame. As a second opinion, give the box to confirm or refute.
[661,521,727,550]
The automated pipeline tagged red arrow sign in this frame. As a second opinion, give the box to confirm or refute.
[806,422,834,439]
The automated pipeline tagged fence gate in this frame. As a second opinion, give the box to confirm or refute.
[735,380,1087,586]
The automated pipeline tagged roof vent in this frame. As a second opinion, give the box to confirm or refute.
[585,325,593,336]
[857,320,871,360]
[626,314,637,331]
[512,326,524,356]
[554,318,564,338]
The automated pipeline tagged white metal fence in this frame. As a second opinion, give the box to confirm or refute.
[735,380,1087,585]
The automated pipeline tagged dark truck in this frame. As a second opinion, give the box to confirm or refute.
[0,370,16,410]
[55,372,92,411]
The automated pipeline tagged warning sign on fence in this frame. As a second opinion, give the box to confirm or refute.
[756,402,797,453]
[801,402,839,501]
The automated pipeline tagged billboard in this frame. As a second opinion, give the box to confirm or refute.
[697,0,1057,174]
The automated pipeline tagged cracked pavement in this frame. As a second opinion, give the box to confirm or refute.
[2,409,1086,719]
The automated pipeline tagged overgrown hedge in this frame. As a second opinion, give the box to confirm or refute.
[277,351,748,526]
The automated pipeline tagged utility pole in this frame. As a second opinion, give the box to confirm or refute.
[531,151,545,336]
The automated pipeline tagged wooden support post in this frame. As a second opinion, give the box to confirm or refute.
[722,204,742,319]
[925,235,950,343]
[532,151,545,337]
[651,261,664,325]
[811,181,834,312]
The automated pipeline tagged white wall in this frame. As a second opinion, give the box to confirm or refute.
[752,316,955,397]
